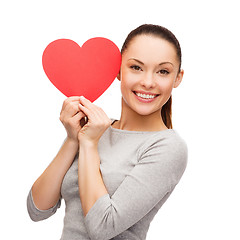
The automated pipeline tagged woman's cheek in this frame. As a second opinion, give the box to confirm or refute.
[159,76,175,91]
[121,72,136,89]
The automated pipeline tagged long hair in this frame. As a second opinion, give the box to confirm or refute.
[121,24,182,129]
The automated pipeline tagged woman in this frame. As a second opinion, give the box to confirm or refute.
[27,24,188,240]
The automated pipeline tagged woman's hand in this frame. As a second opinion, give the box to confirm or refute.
[59,96,87,143]
[78,96,112,147]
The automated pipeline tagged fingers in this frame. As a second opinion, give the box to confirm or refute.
[67,110,86,128]
[79,96,94,111]
[79,96,102,120]
[79,96,111,126]
[60,97,82,120]
[71,110,86,123]
[62,96,81,110]
[79,96,106,116]
[61,97,81,113]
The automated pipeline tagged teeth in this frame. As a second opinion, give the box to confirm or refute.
[135,92,157,99]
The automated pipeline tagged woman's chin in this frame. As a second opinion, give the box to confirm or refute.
[133,107,159,117]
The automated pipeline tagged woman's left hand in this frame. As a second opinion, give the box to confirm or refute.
[78,96,112,147]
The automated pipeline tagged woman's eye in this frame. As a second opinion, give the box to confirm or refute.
[158,69,169,75]
[130,65,142,71]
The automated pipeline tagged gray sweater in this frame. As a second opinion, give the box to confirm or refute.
[27,119,188,240]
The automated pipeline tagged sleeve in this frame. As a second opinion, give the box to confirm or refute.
[83,134,188,240]
[27,189,61,222]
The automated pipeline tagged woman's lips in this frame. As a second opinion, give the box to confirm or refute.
[133,91,159,103]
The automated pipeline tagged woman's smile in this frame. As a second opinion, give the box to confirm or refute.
[133,90,160,103]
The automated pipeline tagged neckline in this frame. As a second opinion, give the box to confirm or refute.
[110,119,174,134]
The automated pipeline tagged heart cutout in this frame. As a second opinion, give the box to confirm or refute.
[42,38,121,102]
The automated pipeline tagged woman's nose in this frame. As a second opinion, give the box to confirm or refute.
[140,72,156,89]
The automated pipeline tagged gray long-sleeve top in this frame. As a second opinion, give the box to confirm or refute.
[27,119,188,240]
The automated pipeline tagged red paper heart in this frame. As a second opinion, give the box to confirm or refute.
[42,38,121,102]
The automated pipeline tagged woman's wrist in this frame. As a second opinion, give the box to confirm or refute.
[79,139,98,150]
[65,136,79,148]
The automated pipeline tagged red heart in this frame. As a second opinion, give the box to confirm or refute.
[42,38,121,102]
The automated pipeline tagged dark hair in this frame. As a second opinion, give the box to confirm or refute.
[121,24,182,129]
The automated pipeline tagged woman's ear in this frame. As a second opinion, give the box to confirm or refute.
[173,69,184,88]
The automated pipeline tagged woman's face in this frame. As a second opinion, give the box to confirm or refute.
[118,34,183,116]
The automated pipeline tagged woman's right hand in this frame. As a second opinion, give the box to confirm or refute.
[59,96,87,143]
[30,97,85,212]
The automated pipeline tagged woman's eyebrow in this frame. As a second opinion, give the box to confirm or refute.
[159,62,174,66]
[128,58,174,67]
[128,58,144,65]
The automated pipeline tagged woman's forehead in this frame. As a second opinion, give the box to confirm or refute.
[123,35,178,64]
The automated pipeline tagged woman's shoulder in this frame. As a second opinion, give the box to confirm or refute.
[142,127,187,148]
[139,129,188,166]
[138,129,188,184]
[152,128,187,147]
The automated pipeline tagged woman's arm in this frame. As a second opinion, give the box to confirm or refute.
[78,141,108,216]
[77,96,111,216]
[30,97,86,211]
[31,137,79,210]
[82,135,187,240]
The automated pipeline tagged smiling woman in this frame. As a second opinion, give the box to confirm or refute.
[117,26,183,131]
[27,24,188,240]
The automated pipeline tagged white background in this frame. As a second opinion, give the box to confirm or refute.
[1,0,239,239]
